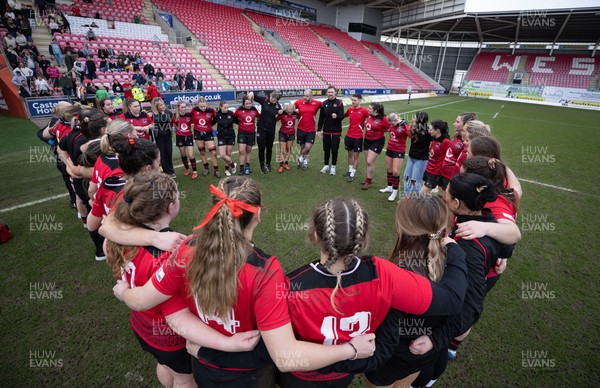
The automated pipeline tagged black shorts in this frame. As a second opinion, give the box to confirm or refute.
[279,132,295,142]
[423,171,442,189]
[365,347,443,386]
[344,136,363,152]
[176,135,193,147]
[439,175,451,190]
[133,331,192,374]
[194,131,214,142]
[296,130,315,145]
[364,137,385,154]
[218,134,235,146]
[385,149,405,159]
[192,360,276,388]
[237,132,256,146]
[276,371,354,388]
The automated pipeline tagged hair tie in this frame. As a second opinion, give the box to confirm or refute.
[124,197,133,204]
[194,184,260,229]
[488,158,499,171]
[73,113,79,119]
[476,185,488,193]
[428,230,442,240]
[128,138,135,145]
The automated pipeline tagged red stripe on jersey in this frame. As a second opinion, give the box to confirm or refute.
[191,108,215,132]
[364,115,390,141]
[91,155,122,185]
[294,99,322,132]
[425,138,451,175]
[344,106,368,139]
[121,113,151,140]
[277,113,297,135]
[387,124,410,153]
[440,136,465,179]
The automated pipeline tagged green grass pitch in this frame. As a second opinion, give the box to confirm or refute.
[0,95,598,386]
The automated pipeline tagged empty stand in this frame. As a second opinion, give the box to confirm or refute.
[65,0,149,24]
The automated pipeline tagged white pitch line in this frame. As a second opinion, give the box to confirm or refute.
[519,178,579,193]
[400,98,468,116]
[501,104,505,108]
[0,193,70,213]
[493,112,499,119]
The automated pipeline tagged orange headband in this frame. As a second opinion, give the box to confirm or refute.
[194,185,259,230]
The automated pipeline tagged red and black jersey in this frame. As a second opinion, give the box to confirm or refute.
[121,112,152,140]
[122,228,187,351]
[50,119,72,142]
[364,114,390,141]
[91,154,122,185]
[277,112,298,135]
[344,106,368,139]
[425,137,451,175]
[387,123,411,153]
[286,249,467,381]
[154,238,290,370]
[294,98,322,133]
[234,107,260,134]
[173,112,193,137]
[485,195,517,223]
[440,135,465,179]
[191,107,215,133]
[90,176,126,218]
[58,128,87,166]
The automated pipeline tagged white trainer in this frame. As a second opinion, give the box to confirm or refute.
[320,165,329,174]
[379,186,393,193]
[330,166,336,175]
[388,190,399,202]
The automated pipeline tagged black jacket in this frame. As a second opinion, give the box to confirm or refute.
[253,93,281,132]
[213,110,235,136]
[317,97,344,133]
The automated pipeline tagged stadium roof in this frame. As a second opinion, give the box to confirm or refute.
[318,0,600,44]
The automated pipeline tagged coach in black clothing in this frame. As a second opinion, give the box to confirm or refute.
[317,86,344,175]
[249,90,282,173]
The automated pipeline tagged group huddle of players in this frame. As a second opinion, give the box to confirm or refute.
[37,91,522,387]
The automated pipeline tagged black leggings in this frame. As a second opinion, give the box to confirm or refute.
[276,371,354,388]
[72,178,91,212]
[323,133,341,166]
[257,130,275,167]
[411,349,448,387]
[56,157,76,204]
[155,132,174,175]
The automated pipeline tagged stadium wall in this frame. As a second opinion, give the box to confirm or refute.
[335,5,382,43]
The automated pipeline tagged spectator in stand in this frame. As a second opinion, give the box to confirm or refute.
[46,62,61,86]
[24,41,38,57]
[146,81,161,100]
[6,17,18,38]
[131,69,146,86]
[95,84,110,105]
[35,75,51,96]
[156,76,169,93]
[4,34,16,49]
[70,65,82,83]
[94,11,101,19]
[5,8,16,20]
[18,15,32,41]
[8,0,23,15]
[15,31,27,49]
[11,69,26,87]
[108,58,118,72]
[155,68,164,81]
[71,5,82,17]
[143,62,155,81]
[63,42,76,70]
[97,45,109,60]
[19,79,31,98]
[184,71,198,91]
[105,45,114,58]
[112,79,123,94]
[122,79,133,99]
[85,55,97,80]
[133,14,140,24]
[15,62,33,86]
[99,57,109,72]
[5,46,20,68]
[87,28,96,41]
[85,82,98,105]
[38,55,51,79]
[58,72,74,96]
[48,18,61,34]
[34,63,45,79]
[168,76,179,91]
[81,43,93,58]
[21,49,37,74]
[48,38,64,66]
[173,70,184,90]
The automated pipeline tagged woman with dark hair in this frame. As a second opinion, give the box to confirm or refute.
[421,120,451,194]
[361,102,389,190]
[403,111,431,195]
[112,79,123,95]
[439,112,477,198]
[151,97,175,178]
[234,95,260,175]
[213,100,237,177]
[121,98,153,141]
